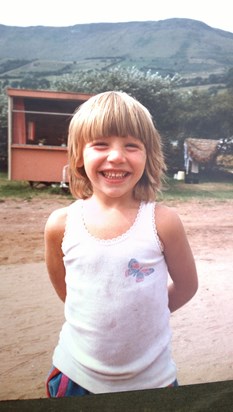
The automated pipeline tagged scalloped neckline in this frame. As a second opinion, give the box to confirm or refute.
[80,200,144,244]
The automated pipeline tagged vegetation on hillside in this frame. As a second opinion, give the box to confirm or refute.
[1,19,233,78]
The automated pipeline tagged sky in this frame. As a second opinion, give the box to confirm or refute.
[0,0,233,34]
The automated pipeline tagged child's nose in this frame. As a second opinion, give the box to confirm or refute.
[107,148,125,163]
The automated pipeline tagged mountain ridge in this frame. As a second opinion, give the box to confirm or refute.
[1,18,233,77]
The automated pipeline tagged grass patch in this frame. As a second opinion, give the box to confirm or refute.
[0,171,232,202]
[161,180,233,201]
[0,172,72,201]
[160,172,233,201]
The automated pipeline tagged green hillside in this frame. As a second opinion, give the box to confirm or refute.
[0,18,233,78]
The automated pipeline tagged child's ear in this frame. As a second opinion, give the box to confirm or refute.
[76,158,84,168]
[76,165,86,178]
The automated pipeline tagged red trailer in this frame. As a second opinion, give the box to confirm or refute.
[7,88,92,185]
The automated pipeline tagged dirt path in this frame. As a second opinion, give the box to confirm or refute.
[0,197,233,400]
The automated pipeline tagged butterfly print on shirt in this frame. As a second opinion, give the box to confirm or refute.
[125,258,154,282]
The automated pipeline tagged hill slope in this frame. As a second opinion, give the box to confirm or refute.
[0,18,233,77]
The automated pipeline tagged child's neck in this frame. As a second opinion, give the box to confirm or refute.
[82,195,141,240]
[88,193,140,211]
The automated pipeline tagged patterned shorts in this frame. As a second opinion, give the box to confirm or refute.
[46,366,178,398]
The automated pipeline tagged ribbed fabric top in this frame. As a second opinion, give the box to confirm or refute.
[52,200,176,393]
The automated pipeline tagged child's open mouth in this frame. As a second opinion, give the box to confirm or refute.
[101,171,129,179]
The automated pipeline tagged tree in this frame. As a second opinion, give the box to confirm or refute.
[225,68,233,90]
[2,66,233,173]
[0,83,8,169]
[54,69,181,131]
[52,66,185,170]
[176,88,233,139]
[0,83,8,128]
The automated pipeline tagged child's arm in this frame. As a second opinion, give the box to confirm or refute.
[156,205,198,313]
[44,208,67,302]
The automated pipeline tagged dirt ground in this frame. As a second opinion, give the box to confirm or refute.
[0,197,232,400]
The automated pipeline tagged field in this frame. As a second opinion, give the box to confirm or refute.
[0,175,232,400]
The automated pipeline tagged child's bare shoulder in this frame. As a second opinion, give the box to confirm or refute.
[45,207,68,235]
[155,203,180,223]
[155,203,184,239]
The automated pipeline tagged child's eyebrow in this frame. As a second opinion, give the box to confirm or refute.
[90,137,108,142]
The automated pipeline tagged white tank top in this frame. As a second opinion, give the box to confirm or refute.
[53,200,176,393]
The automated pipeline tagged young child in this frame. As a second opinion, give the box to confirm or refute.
[45,91,198,397]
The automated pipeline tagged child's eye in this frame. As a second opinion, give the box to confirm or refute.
[92,141,108,148]
[126,143,140,149]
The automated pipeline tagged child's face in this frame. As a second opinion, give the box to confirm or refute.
[82,135,146,201]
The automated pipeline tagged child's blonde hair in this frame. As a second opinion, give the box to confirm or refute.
[68,91,166,201]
